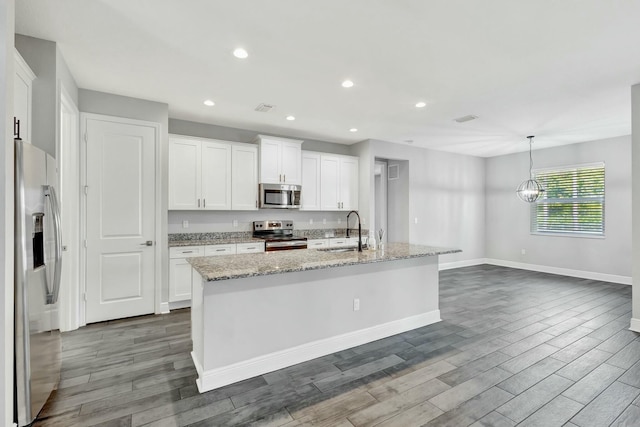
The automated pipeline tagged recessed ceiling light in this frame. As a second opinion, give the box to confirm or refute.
[341,80,354,88]
[349,128,358,132]
[233,48,248,59]
[415,102,427,108]
[203,99,215,106]
[286,115,295,121]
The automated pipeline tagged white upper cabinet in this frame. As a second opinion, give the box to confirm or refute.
[14,49,36,142]
[201,141,232,210]
[319,153,359,211]
[169,135,257,210]
[301,151,321,210]
[255,135,302,185]
[339,156,359,211]
[169,137,201,210]
[231,144,258,210]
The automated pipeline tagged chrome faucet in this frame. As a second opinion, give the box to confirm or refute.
[346,210,363,252]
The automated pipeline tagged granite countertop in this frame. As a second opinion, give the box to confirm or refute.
[188,243,461,282]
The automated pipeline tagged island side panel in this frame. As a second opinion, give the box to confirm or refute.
[198,255,439,391]
[190,268,205,390]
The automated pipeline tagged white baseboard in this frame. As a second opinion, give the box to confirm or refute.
[439,258,487,271]
[158,302,170,314]
[197,310,441,393]
[630,318,640,333]
[485,258,632,285]
[169,300,191,311]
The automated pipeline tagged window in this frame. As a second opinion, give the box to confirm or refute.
[531,163,605,236]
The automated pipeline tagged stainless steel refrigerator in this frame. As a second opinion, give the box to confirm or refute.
[14,138,63,426]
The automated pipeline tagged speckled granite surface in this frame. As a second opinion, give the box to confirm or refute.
[168,229,368,247]
[188,243,461,282]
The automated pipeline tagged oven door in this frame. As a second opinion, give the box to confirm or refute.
[259,184,301,209]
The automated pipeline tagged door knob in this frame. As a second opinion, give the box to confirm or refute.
[141,240,153,246]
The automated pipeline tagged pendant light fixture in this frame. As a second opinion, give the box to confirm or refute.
[516,135,544,202]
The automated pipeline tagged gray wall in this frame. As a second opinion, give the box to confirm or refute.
[1,1,14,423]
[632,84,640,328]
[169,118,352,155]
[486,135,632,278]
[167,119,358,233]
[360,139,486,265]
[79,89,171,306]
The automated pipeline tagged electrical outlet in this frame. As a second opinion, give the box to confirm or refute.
[353,298,360,311]
[521,249,526,255]
[309,218,313,225]
[232,220,238,228]
[182,220,189,229]
[414,217,418,224]
[338,218,342,224]
[323,218,327,224]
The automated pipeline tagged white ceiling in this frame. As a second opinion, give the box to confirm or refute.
[15,0,640,157]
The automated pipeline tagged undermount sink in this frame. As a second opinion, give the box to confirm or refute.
[317,247,359,253]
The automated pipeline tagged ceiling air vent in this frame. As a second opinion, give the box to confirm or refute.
[454,115,478,123]
[255,103,275,112]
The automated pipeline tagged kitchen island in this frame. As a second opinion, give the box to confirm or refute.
[189,243,460,392]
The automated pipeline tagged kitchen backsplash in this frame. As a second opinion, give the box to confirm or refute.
[168,228,369,243]
[167,210,369,234]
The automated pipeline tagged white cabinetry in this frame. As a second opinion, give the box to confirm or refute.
[169,246,204,302]
[236,242,266,254]
[231,144,258,210]
[204,244,236,256]
[301,151,321,210]
[329,237,360,248]
[319,154,359,211]
[255,135,303,185]
[14,49,35,142]
[307,239,329,249]
[169,135,257,211]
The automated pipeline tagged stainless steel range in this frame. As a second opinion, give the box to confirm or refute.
[253,220,307,251]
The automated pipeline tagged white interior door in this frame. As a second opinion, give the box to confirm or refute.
[84,115,157,323]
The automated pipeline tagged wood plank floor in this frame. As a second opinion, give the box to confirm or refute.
[35,265,640,426]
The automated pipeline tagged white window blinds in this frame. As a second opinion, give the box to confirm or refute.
[531,163,605,236]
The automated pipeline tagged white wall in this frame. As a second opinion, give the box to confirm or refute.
[486,136,631,281]
[1,1,14,424]
[359,140,486,266]
[79,89,170,308]
[631,84,640,331]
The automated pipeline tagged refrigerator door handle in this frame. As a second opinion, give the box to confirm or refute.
[44,185,62,304]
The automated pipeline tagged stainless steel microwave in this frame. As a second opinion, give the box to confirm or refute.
[259,183,301,209]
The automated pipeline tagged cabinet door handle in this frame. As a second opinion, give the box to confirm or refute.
[182,250,194,254]
[279,174,282,182]
[197,198,201,208]
[215,249,225,252]
[283,174,286,182]
[203,198,206,208]
[246,247,255,250]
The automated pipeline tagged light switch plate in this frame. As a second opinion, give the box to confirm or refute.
[182,220,189,228]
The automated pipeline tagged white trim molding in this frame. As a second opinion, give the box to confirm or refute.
[194,310,440,393]
[485,259,631,285]
[630,318,640,333]
[439,258,486,271]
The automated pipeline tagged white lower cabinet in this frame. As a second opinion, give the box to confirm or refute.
[204,244,237,256]
[169,246,204,302]
[236,242,265,254]
[329,237,360,248]
[307,239,329,249]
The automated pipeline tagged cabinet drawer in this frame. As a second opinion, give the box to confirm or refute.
[329,238,349,247]
[236,242,265,254]
[169,246,204,259]
[307,239,329,248]
[205,244,237,256]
